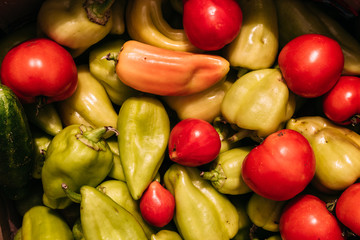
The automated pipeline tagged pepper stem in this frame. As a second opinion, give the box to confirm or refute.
[62,183,81,203]
[83,0,115,26]
[200,170,219,182]
[76,125,119,151]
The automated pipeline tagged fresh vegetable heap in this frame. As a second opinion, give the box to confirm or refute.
[1,0,360,239]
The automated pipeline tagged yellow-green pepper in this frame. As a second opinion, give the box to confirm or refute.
[151,230,183,240]
[221,68,296,140]
[106,136,126,182]
[41,124,115,209]
[37,0,114,57]
[200,147,253,195]
[21,205,73,240]
[62,184,148,240]
[164,164,239,240]
[126,0,199,52]
[96,179,155,238]
[286,116,360,193]
[57,65,118,139]
[117,96,170,200]
[224,0,278,70]
[110,0,126,35]
[89,39,139,106]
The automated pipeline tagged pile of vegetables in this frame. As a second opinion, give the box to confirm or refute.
[1,0,360,239]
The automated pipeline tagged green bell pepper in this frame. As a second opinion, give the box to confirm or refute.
[41,124,115,209]
[164,164,239,240]
[96,179,155,238]
[224,0,278,70]
[63,184,148,240]
[37,0,114,57]
[221,68,296,140]
[286,116,360,193]
[89,39,139,106]
[117,96,170,200]
[275,0,360,75]
[200,147,253,195]
[21,205,73,240]
[246,193,286,232]
[57,65,119,139]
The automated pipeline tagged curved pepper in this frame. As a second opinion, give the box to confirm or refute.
[106,137,126,182]
[115,40,230,96]
[117,96,170,200]
[164,164,239,240]
[200,147,253,195]
[37,0,114,57]
[24,102,63,136]
[57,65,118,139]
[275,0,360,76]
[224,0,278,70]
[89,39,139,105]
[63,184,148,240]
[286,116,360,193]
[126,0,198,52]
[96,179,155,238]
[221,68,296,140]
[163,81,232,123]
[246,193,286,232]
[41,124,115,209]
[21,205,73,240]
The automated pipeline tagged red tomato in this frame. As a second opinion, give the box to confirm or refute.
[241,129,316,201]
[0,38,77,104]
[280,194,345,240]
[168,118,221,167]
[140,181,175,228]
[323,76,360,125]
[336,183,360,236]
[278,34,344,98]
[182,0,242,51]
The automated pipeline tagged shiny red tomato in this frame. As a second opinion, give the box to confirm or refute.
[336,183,360,236]
[278,34,344,98]
[140,181,175,228]
[323,76,360,125]
[280,194,345,240]
[241,129,316,201]
[182,0,242,51]
[168,118,221,167]
[0,38,77,104]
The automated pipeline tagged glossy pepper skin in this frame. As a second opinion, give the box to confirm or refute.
[63,184,148,240]
[30,127,52,179]
[41,124,115,209]
[275,0,360,76]
[221,68,296,140]
[246,193,287,232]
[151,230,183,240]
[200,147,253,195]
[126,0,198,52]
[89,39,139,106]
[286,116,360,193]
[164,164,239,240]
[37,0,114,57]
[224,0,278,70]
[21,205,73,240]
[57,65,118,139]
[96,180,155,238]
[117,96,170,200]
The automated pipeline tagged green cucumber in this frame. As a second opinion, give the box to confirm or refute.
[0,84,34,200]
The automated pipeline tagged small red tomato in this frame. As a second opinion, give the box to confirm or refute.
[323,76,360,125]
[336,183,360,236]
[280,194,345,240]
[168,118,221,167]
[140,181,175,228]
[0,38,77,104]
[278,34,344,98]
[241,129,316,201]
[183,0,242,51]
